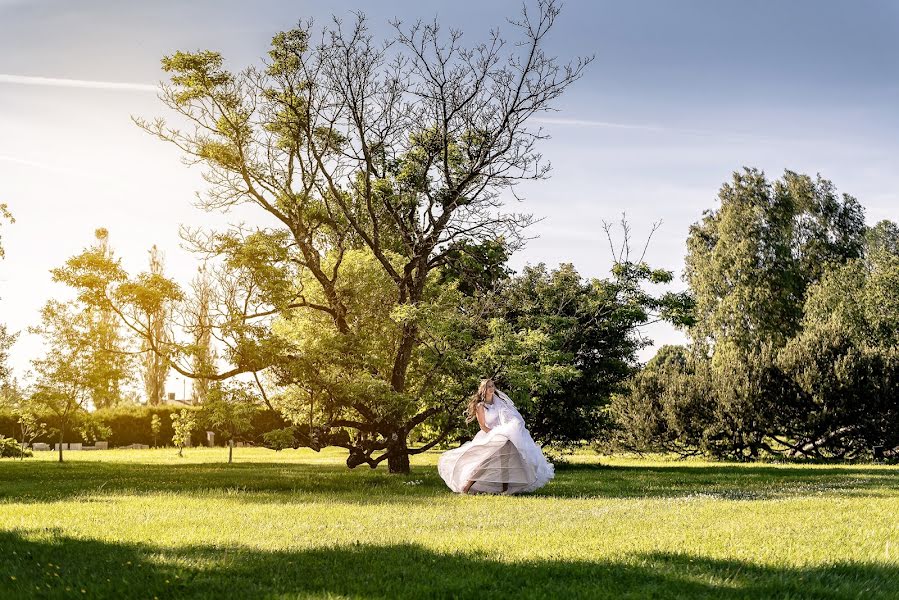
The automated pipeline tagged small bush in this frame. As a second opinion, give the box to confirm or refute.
[262,427,296,451]
[0,436,31,458]
[0,405,293,449]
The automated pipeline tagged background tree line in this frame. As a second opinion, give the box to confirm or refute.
[611,168,899,460]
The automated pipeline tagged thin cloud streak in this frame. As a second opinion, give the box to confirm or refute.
[0,73,157,92]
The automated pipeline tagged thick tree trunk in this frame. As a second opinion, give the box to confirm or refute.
[390,322,417,393]
[228,440,233,463]
[387,437,410,474]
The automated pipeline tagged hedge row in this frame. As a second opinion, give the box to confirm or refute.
[0,405,290,448]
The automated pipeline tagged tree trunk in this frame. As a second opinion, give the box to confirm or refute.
[228,440,233,464]
[387,435,411,474]
[58,427,64,464]
[390,322,417,393]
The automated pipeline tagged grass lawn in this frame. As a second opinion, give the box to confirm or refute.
[1,447,898,599]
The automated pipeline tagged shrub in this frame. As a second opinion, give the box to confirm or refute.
[0,436,31,458]
[0,404,293,449]
[262,427,296,451]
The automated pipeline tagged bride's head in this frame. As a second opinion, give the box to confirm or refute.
[465,378,495,423]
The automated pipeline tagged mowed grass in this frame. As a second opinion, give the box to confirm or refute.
[1,448,898,599]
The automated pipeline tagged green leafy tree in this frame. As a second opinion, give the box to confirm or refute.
[171,409,196,457]
[201,381,258,463]
[0,204,16,403]
[78,415,112,446]
[777,229,899,457]
[474,248,692,448]
[270,248,480,469]
[262,427,295,451]
[15,406,47,461]
[609,345,711,456]
[49,230,135,410]
[0,325,17,401]
[142,245,172,406]
[28,301,98,463]
[150,414,162,447]
[685,168,865,351]
[63,2,590,473]
[672,168,866,456]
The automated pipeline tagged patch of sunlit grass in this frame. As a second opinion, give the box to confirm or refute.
[1,448,897,598]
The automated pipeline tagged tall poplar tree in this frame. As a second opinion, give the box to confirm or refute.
[142,245,171,405]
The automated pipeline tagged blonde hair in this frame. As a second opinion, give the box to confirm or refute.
[466,378,495,423]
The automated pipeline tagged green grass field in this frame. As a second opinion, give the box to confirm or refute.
[1,448,898,599]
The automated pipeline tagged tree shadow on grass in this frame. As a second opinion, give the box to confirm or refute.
[0,529,895,599]
[0,461,446,505]
[2,458,899,504]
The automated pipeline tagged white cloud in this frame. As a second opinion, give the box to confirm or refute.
[0,73,157,92]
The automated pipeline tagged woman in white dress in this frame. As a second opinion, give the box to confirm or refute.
[438,379,554,494]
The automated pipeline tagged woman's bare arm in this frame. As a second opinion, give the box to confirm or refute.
[476,403,491,433]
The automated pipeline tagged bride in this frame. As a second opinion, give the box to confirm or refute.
[438,378,554,494]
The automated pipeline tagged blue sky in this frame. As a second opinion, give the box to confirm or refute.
[1,0,897,386]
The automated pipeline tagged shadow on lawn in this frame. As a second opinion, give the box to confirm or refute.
[0,461,441,505]
[2,459,899,503]
[1,529,896,600]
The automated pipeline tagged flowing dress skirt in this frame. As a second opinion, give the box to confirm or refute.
[438,415,554,494]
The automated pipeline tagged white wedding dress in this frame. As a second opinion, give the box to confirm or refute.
[438,390,554,494]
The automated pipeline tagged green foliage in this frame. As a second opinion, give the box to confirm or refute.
[77,414,112,445]
[44,230,135,409]
[201,382,259,462]
[685,168,865,350]
[0,436,29,458]
[476,260,690,448]
[617,168,894,460]
[14,408,46,458]
[609,346,711,456]
[0,404,292,449]
[272,248,479,465]
[262,427,296,451]
[150,414,162,446]
[0,325,16,393]
[171,409,197,456]
[612,344,797,460]
[777,243,899,456]
[435,239,512,296]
